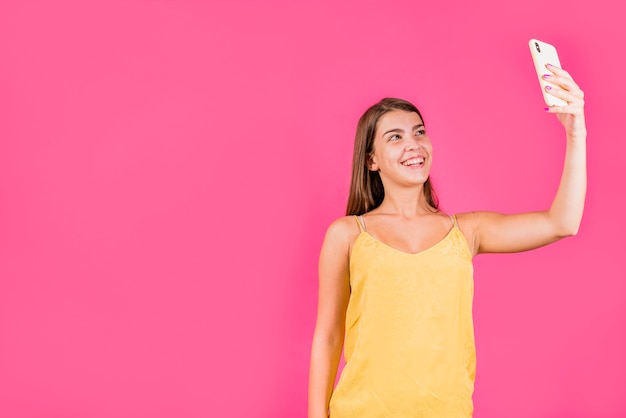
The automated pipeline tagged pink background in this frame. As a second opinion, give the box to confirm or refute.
[1,0,625,417]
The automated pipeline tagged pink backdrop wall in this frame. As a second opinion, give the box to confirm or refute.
[1,1,625,417]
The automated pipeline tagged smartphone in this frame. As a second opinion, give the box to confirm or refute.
[529,39,567,107]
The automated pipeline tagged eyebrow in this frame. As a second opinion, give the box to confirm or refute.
[382,124,424,136]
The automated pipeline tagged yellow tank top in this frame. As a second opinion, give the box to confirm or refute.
[329,215,476,418]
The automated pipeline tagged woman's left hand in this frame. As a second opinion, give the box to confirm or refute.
[544,65,587,139]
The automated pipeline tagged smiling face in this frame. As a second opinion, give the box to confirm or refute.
[369,109,432,189]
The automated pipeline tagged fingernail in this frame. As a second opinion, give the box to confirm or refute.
[542,74,551,79]
[545,85,552,90]
[544,107,550,112]
[547,63,554,67]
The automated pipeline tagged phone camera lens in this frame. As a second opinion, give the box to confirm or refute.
[535,42,541,53]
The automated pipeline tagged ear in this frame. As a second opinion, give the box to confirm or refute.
[368,153,379,171]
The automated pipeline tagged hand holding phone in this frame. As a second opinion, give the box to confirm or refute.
[529,39,567,107]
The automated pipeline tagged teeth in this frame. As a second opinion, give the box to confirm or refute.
[402,157,425,166]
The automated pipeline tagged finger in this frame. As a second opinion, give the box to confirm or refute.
[544,104,583,115]
[544,65,583,92]
[542,73,584,98]
[545,83,585,113]
[545,84,585,105]
[544,102,584,115]
[545,63,572,79]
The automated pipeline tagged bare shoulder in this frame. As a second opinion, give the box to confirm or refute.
[318,216,361,283]
[454,211,486,257]
[456,211,512,229]
[455,211,483,226]
[323,216,362,252]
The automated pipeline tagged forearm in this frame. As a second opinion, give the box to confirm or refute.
[541,64,587,236]
[548,132,587,236]
[308,336,343,418]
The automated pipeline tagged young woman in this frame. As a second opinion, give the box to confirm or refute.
[308,64,586,418]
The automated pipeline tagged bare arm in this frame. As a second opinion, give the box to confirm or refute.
[308,218,354,418]
[461,65,587,255]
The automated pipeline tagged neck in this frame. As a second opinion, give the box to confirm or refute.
[376,184,434,218]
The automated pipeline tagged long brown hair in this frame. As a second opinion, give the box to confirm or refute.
[346,98,439,215]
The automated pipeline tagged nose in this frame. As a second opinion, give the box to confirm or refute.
[405,137,421,151]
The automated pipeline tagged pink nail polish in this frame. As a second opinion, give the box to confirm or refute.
[546,85,552,90]
[543,74,550,79]
[544,107,550,112]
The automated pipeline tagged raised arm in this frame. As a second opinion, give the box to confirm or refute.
[460,64,587,255]
[308,218,354,418]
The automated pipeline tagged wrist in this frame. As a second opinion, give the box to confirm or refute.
[566,132,587,142]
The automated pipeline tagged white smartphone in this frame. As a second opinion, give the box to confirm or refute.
[529,39,567,107]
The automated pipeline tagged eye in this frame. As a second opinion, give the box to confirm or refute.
[416,129,426,136]
[388,134,401,141]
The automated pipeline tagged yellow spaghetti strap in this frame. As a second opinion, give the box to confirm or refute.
[354,215,366,232]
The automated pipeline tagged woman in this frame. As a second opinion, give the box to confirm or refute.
[308,64,586,417]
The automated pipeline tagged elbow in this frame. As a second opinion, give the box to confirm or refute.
[547,211,583,238]
[562,228,579,238]
[556,222,581,238]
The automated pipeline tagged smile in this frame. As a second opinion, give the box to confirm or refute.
[401,157,425,166]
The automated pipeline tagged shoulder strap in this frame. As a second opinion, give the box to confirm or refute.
[451,214,458,228]
[354,215,366,232]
